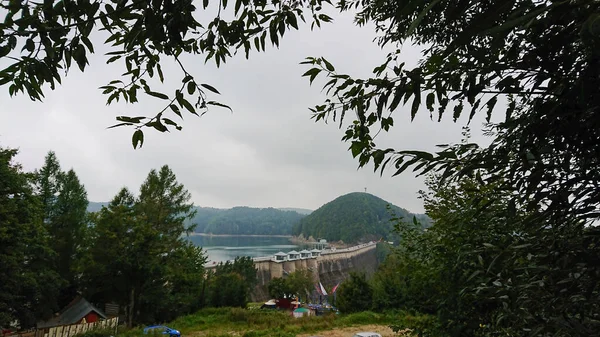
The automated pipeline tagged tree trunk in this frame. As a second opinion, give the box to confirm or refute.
[127,288,135,328]
[200,273,210,308]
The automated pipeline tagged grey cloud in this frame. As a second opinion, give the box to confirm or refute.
[0,11,494,214]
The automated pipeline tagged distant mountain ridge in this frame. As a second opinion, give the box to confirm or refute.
[87,202,311,236]
[186,206,307,235]
[292,192,431,243]
[277,208,313,215]
[87,201,108,213]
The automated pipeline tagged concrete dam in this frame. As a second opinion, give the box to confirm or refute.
[207,242,379,301]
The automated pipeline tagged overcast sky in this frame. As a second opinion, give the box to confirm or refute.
[0,9,493,214]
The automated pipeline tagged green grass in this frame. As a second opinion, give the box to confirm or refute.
[110,307,438,337]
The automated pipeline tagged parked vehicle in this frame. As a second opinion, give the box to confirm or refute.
[143,326,181,337]
[351,333,382,337]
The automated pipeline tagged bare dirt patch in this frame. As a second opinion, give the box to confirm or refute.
[296,324,411,337]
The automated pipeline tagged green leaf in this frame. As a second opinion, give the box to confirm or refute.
[107,122,134,129]
[287,12,298,30]
[24,38,34,52]
[411,93,421,121]
[73,45,87,72]
[163,118,179,127]
[302,68,321,84]
[485,95,498,122]
[116,116,145,123]
[200,83,220,94]
[453,102,464,122]
[269,20,279,46]
[187,82,196,95]
[468,99,481,122]
[146,91,169,100]
[426,92,435,112]
[132,130,144,149]
[150,120,168,132]
[81,36,94,53]
[207,101,233,112]
[107,55,121,63]
[170,104,183,118]
[180,98,196,115]
[322,58,335,72]
[157,63,164,82]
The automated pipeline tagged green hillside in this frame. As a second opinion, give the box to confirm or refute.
[187,206,306,235]
[292,192,430,243]
[89,203,306,235]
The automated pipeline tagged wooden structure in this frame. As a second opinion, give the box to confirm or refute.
[37,296,107,329]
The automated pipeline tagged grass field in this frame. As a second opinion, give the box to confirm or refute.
[111,307,439,337]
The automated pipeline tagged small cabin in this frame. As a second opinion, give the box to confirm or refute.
[37,296,107,329]
[310,249,321,257]
[273,251,288,262]
[299,250,311,259]
[287,250,300,260]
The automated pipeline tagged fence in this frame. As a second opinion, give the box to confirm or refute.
[44,318,119,337]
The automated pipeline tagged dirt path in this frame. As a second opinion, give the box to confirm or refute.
[296,324,412,337]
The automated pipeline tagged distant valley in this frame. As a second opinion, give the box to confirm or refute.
[87,193,431,243]
[87,202,312,236]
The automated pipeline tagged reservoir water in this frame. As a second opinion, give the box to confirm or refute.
[186,235,303,263]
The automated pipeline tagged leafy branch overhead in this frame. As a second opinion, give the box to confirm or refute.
[0,0,334,148]
[302,0,600,226]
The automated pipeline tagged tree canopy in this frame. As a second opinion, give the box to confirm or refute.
[370,172,600,336]
[303,0,600,230]
[0,148,62,328]
[267,269,313,299]
[0,150,219,329]
[206,256,258,308]
[0,0,332,148]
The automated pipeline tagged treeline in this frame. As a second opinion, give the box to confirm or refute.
[0,148,258,330]
[187,206,306,235]
[334,175,600,336]
[292,192,430,243]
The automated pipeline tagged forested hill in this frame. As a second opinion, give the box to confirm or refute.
[186,206,306,235]
[292,192,430,243]
[88,203,308,235]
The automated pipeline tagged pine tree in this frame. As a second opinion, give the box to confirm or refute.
[35,152,89,306]
[0,148,61,328]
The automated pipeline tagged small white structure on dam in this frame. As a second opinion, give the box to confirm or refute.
[299,249,311,259]
[287,250,300,260]
[273,251,288,262]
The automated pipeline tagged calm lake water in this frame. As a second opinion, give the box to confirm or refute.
[186,235,304,263]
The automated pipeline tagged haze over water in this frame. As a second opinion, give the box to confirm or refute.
[187,235,306,263]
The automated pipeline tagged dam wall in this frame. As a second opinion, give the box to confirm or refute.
[249,242,378,301]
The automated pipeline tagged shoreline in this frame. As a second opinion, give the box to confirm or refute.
[188,233,293,238]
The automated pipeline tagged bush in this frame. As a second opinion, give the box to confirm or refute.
[337,311,384,325]
[391,312,446,337]
[77,328,117,337]
[336,272,372,313]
